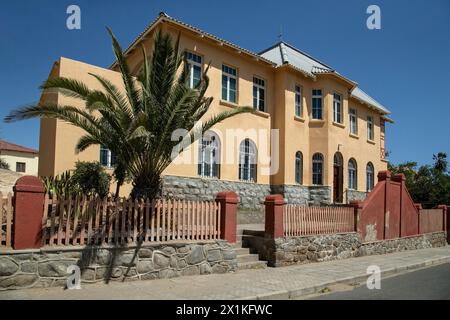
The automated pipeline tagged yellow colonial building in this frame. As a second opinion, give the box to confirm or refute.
[38,12,392,208]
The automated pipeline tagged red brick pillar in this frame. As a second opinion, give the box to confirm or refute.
[265,194,284,239]
[350,200,363,233]
[13,176,45,250]
[393,173,406,237]
[216,191,238,243]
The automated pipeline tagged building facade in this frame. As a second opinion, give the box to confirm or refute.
[0,140,39,176]
[38,13,392,209]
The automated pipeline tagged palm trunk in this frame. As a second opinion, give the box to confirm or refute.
[131,173,162,200]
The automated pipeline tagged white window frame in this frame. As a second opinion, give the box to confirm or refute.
[100,145,114,168]
[333,93,342,123]
[312,89,323,120]
[348,159,357,190]
[198,132,220,178]
[239,139,257,183]
[367,116,374,141]
[366,162,374,192]
[222,64,237,103]
[185,52,202,89]
[312,153,324,185]
[349,108,358,135]
[295,85,302,117]
[253,77,265,112]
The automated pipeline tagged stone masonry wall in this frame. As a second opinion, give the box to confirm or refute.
[346,190,368,202]
[162,175,270,210]
[0,240,237,291]
[248,232,447,267]
[308,186,332,205]
[271,185,309,205]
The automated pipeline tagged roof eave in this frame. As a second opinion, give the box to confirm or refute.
[350,94,391,116]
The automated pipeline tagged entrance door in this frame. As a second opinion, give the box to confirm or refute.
[333,153,343,203]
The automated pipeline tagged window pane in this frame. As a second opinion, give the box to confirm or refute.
[222,75,228,100]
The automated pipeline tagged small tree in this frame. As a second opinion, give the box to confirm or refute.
[433,152,448,173]
[71,161,111,198]
[0,157,9,170]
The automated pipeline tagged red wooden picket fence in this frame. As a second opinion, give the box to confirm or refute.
[283,205,355,236]
[41,194,221,247]
[0,193,13,248]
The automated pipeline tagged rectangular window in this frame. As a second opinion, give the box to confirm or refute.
[100,145,115,168]
[15,162,26,173]
[312,89,322,119]
[295,85,302,117]
[185,52,202,89]
[367,116,374,141]
[333,93,342,123]
[349,108,357,135]
[253,77,265,112]
[222,64,237,103]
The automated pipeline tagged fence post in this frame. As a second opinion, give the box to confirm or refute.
[378,170,391,239]
[436,205,447,232]
[414,203,422,234]
[13,176,45,250]
[215,191,238,243]
[265,194,284,239]
[350,200,363,233]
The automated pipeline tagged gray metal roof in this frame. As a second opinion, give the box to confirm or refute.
[259,41,391,114]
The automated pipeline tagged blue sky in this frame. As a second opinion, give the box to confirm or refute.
[0,0,449,166]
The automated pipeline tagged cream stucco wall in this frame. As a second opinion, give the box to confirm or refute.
[0,151,39,176]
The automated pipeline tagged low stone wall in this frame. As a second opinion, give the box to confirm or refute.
[359,232,447,256]
[247,232,447,267]
[0,240,237,291]
[162,175,270,210]
[346,190,367,202]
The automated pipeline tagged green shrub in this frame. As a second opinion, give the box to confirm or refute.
[41,171,74,197]
[71,161,111,198]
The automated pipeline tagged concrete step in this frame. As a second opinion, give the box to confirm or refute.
[237,260,268,271]
[236,254,260,264]
[234,247,251,255]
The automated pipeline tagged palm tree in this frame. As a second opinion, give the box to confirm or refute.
[433,152,448,173]
[5,28,253,199]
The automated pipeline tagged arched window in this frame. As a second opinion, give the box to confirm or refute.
[312,153,324,185]
[198,131,220,178]
[295,151,303,184]
[348,158,357,190]
[239,139,257,182]
[366,162,374,192]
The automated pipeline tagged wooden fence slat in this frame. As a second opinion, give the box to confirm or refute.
[167,199,172,241]
[56,197,65,246]
[71,195,80,245]
[150,200,155,242]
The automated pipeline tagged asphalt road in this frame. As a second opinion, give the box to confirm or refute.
[313,262,450,300]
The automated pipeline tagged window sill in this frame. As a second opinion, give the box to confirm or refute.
[294,116,305,123]
[252,110,270,119]
[332,121,345,129]
[349,133,359,139]
[219,100,239,108]
[309,119,325,127]
[367,139,376,145]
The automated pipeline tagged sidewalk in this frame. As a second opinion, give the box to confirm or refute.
[1,246,450,300]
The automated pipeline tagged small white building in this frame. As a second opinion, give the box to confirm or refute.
[0,140,39,176]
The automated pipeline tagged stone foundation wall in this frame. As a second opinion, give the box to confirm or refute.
[0,240,237,291]
[308,186,332,205]
[346,190,368,202]
[271,185,309,205]
[248,232,447,267]
[162,175,270,210]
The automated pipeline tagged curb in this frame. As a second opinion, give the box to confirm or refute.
[240,255,450,300]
